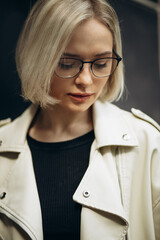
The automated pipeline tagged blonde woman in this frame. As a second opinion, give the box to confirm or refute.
[0,0,159,239]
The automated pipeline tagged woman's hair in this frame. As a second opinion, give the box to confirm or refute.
[16,0,124,107]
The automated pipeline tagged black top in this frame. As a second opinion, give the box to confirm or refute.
[27,130,95,240]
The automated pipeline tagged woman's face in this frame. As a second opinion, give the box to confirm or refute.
[50,18,113,113]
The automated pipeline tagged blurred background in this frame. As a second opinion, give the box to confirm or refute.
[0,0,160,123]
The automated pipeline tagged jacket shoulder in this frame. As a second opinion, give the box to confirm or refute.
[131,108,160,132]
[0,118,11,127]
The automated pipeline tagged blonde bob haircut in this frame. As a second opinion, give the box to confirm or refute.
[16,0,124,108]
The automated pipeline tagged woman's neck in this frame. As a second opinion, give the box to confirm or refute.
[29,105,93,142]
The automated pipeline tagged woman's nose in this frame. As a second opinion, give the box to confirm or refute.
[75,64,93,86]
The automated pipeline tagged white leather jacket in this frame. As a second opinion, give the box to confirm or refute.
[0,100,160,240]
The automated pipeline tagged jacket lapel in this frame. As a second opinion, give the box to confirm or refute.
[73,141,128,218]
[73,101,138,239]
[73,143,129,239]
[0,105,43,240]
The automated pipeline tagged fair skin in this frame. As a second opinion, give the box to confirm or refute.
[29,18,113,142]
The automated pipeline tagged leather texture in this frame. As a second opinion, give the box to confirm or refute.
[0,101,159,240]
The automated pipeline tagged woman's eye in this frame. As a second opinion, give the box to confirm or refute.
[58,63,73,69]
[94,62,107,69]
[94,59,112,69]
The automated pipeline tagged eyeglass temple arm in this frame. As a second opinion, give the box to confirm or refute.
[112,49,122,62]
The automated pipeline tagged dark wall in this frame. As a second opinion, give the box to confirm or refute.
[111,0,160,123]
[0,1,34,120]
[0,0,159,122]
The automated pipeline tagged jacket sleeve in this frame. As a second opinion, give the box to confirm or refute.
[0,118,11,127]
[153,202,160,240]
[131,108,160,240]
[151,133,160,240]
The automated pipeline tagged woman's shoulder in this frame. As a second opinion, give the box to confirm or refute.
[0,118,11,128]
[0,105,37,130]
[95,100,160,131]
[129,107,160,132]
[111,103,160,149]
[120,106,160,148]
[0,105,38,150]
[94,100,160,144]
[118,105,160,135]
[115,105,160,150]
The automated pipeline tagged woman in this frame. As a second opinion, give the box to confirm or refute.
[0,0,159,239]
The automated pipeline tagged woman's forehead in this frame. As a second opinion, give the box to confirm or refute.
[65,18,113,59]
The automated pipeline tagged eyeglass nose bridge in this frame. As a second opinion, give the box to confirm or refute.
[79,60,94,74]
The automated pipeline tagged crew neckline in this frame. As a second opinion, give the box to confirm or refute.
[27,130,95,150]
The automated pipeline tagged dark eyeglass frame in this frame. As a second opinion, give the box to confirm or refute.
[55,50,122,79]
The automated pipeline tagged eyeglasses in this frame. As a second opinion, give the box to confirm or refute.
[55,50,122,78]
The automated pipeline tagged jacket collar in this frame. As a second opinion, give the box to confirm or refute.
[73,102,138,233]
[73,140,129,219]
[0,101,138,153]
[0,104,38,152]
[93,100,138,148]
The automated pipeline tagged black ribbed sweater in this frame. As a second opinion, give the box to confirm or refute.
[27,130,94,240]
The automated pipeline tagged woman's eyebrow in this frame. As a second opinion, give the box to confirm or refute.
[94,51,112,57]
[62,51,112,58]
[62,52,80,57]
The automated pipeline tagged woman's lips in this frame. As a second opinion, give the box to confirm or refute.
[68,93,94,102]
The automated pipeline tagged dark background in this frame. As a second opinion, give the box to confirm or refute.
[0,0,159,123]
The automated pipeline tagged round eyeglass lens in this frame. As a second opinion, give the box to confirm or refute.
[56,58,82,78]
[92,58,118,77]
